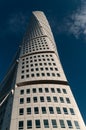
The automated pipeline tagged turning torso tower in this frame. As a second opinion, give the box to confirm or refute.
[0,11,85,130]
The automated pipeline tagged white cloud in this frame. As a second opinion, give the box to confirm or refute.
[64,0,86,39]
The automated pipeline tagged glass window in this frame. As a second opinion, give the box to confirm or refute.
[19,108,24,115]
[33,97,37,103]
[40,96,44,102]
[19,121,24,129]
[27,97,30,103]
[51,88,55,93]
[43,120,49,128]
[45,88,49,93]
[63,89,67,94]
[20,90,24,95]
[47,96,51,102]
[59,120,65,128]
[34,107,39,114]
[56,107,61,114]
[60,97,64,103]
[27,108,31,114]
[20,98,24,104]
[49,107,54,114]
[63,107,68,114]
[66,98,71,103]
[42,107,46,114]
[26,89,30,94]
[51,119,57,128]
[57,88,61,93]
[27,120,32,129]
[32,88,36,93]
[53,96,58,102]
[67,120,73,128]
[69,108,75,115]
[74,121,80,129]
[35,120,41,128]
[39,88,43,93]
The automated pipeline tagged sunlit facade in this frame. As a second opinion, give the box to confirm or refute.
[0,11,85,130]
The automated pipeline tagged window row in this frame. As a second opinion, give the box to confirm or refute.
[19,107,75,115]
[20,96,71,104]
[20,88,67,94]
[19,119,80,129]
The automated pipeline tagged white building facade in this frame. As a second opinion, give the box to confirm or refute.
[0,11,85,130]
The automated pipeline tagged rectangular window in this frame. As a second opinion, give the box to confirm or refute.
[49,107,54,114]
[34,107,39,114]
[26,89,30,94]
[45,88,49,92]
[51,88,55,93]
[35,120,41,128]
[43,120,49,128]
[33,97,37,102]
[63,89,67,94]
[40,96,44,102]
[39,88,43,93]
[27,120,32,129]
[67,120,73,128]
[19,121,24,129]
[32,88,36,93]
[27,97,30,103]
[56,107,61,114]
[63,107,68,114]
[66,98,71,103]
[47,96,51,102]
[27,108,31,114]
[59,120,65,128]
[57,88,61,93]
[53,96,58,102]
[19,108,24,115]
[20,90,24,95]
[42,107,46,114]
[60,97,64,103]
[74,121,80,129]
[51,120,57,128]
[69,108,75,115]
[20,98,24,104]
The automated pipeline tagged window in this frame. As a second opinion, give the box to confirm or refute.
[67,120,73,128]
[43,120,49,128]
[56,107,61,114]
[27,97,30,103]
[47,96,51,102]
[59,120,65,128]
[63,89,67,94]
[66,98,71,103]
[33,97,37,102]
[34,107,39,114]
[35,120,41,128]
[69,108,75,115]
[20,98,24,104]
[27,120,32,129]
[74,121,80,129]
[45,88,49,93]
[49,107,54,114]
[20,90,24,95]
[27,108,31,114]
[63,107,68,114]
[19,108,24,115]
[42,107,46,114]
[21,75,24,79]
[57,88,61,93]
[60,97,64,103]
[51,120,57,128]
[19,121,24,129]
[26,89,30,94]
[32,88,36,93]
[51,88,55,93]
[39,88,43,93]
[53,96,58,102]
[40,96,44,102]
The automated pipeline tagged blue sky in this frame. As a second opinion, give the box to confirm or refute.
[0,0,86,124]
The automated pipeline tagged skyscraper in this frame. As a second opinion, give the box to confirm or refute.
[0,11,85,130]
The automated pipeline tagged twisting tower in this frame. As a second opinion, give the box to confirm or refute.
[0,11,85,130]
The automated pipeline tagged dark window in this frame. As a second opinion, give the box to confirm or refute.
[39,88,43,93]
[69,108,75,115]
[63,107,68,114]
[40,96,44,102]
[67,120,73,128]
[60,97,64,103]
[20,98,24,104]
[57,88,61,93]
[27,108,31,114]
[66,98,71,103]
[27,120,32,129]
[34,107,39,114]
[74,121,80,129]
[20,90,24,95]
[21,75,24,79]
[56,107,61,114]
[51,88,55,93]
[49,107,54,114]
[51,120,57,128]
[47,96,51,102]
[63,89,67,94]
[42,107,46,114]
[35,120,41,128]
[27,97,30,103]
[45,88,49,93]
[43,120,49,128]
[26,89,30,94]
[33,97,37,103]
[59,120,65,128]
[19,108,24,115]
[19,121,24,129]
[53,96,58,102]
[32,88,36,93]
